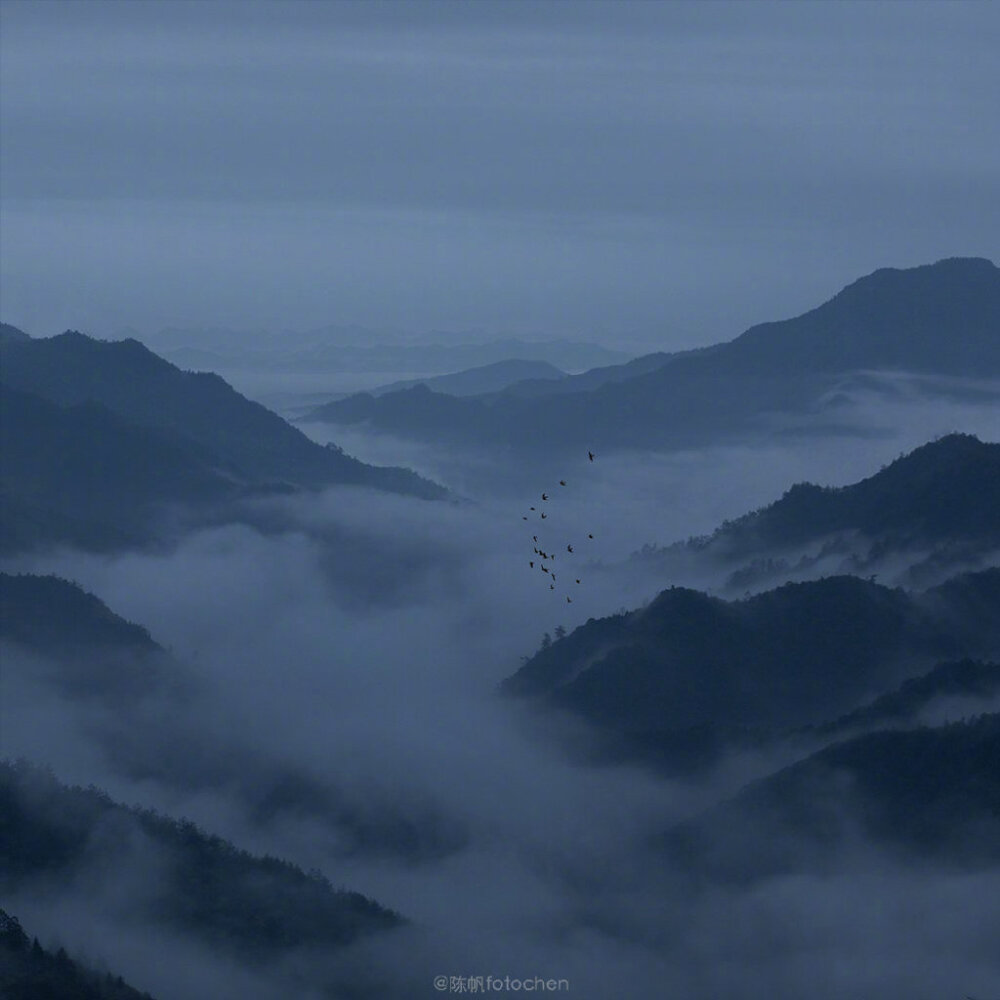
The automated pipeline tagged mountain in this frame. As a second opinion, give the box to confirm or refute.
[1,908,156,1000]
[0,322,30,343]
[364,358,567,397]
[308,258,1000,452]
[0,386,246,554]
[811,658,1000,738]
[708,433,1000,549]
[661,714,1000,883]
[302,349,691,425]
[148,330,629,374]
[502,570,1000,773]
[0,760,402,962]
[0,573,159,655]
[0,574,466,863]
[483,347,705,400]
[0,573,174,701]
[634,433,1000,593]
[0,330,447,553]
[0,329,445,498]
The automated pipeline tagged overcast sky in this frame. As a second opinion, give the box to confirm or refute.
[1,0,998,349]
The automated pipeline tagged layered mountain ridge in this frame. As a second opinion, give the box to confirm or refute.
[306,257,1000,452]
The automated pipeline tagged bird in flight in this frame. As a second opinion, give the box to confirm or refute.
[559,480,566,486]
[541,493,549,501]
[566,596,572,603]
[567,544,573,553]
[588,533,593,539]
[541,512,547,519]
[529,561,534,568]
[588,451,594,462]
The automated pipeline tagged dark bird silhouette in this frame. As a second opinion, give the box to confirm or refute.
[530,506,536,511]
[541,493,549,501]
[575,579,580,584]
[566,596,572,603]
[541,565,549,573]
[588,451,594,461]
[567,544,573,553]
[522,516,528,520]
[541,512,547,519]
[532,535,538,542]
[551,573,556,582]
[550,584,555,590]
[529,561,534,568]
[588,533,593,539]
[559,480,566,486]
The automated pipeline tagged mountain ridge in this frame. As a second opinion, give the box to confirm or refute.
[307,258,1000,452]
[0,330,445,498]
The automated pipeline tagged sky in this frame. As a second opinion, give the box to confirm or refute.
[1,0,998,350]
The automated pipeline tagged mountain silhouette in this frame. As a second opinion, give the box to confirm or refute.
[309,257,1000,452]
[661,714,1000,883]
[632,433,1000,592]
[0,385,249,553]
[708,433,1000,550]
[503,571,1000,753]
[1,907,157,1000]
[0,572,180,702]
[0,760,402,961]
[1,573,160,655]
[362,358,567,397]
[809,658,1000,738]
[0,322,30,343]
[0,329,445,497]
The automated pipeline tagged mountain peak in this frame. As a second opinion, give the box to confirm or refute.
[722,255,1000,375]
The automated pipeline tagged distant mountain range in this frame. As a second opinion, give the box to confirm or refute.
[141,330,628,375]
[365,358,567,397]
[0,329,446,553]
[307,257,1000,452]
[631,432,1000,593]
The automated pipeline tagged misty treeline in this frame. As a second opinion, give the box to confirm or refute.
[1,907,155,1000]
[1,258,999,998]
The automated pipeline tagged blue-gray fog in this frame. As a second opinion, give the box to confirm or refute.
[1,0,998,346]
[2,4,1000,1000]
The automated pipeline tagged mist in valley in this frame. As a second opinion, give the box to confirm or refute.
[4,397,1000,998]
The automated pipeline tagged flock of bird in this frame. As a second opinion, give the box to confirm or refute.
[522,450,596,602]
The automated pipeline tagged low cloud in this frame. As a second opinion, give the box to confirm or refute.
[3,423,999,997]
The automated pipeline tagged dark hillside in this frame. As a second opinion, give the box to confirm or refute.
[0,330,444,497]
[661,715,1000,882]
